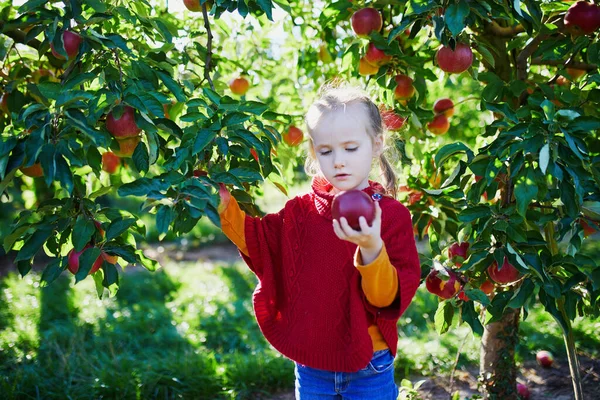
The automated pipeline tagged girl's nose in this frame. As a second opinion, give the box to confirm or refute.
[333,152,345,168]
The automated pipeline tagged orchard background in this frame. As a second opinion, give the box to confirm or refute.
[1,0,600,399]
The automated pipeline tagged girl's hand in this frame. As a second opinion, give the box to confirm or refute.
[332,201,383,260]
[217,183,231,214]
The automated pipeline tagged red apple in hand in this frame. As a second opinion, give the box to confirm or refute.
[436,43,473,74]
[425,267,463,299]
[106,106,142,138]
[394,75,415,100]
[433,98,455,117]
[564,1,600,35]
[488,256,521,284]
[50,30,82,60]
[67,246,103,276]
[351,8,382,37]
[331,190,376,231]
[536,350,554,368]
[517,383,530,400]
[427,114,450,135]
[448,242,469,265]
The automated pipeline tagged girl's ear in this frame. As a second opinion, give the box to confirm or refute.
[372,134,384,157]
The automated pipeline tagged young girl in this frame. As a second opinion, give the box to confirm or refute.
[217,86,421,399]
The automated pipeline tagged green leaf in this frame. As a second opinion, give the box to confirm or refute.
[40,257,64,287]
[539,143,550,174]
[193,129,217,155]
[132,141,149,173]
[14,229,53,262]
[567,116,600,133]
[73,216,95,252]
[445,0,470,37]
[540,99,555,122]
[75,247,101,283]
[458,205,492,223]
[461,300,484,336]
[106,218,137,241]
[514,169,538,217]
[222,112,251,126]
[136,249,160,271]
[434,142,473,168]
[256,0,273,20]
[464,289,491,306]
[118,178,157,197]
[434,301,454,334]
[156,70,186,102]
[156,206,172,236]
[508,279,535,309]
[228,167,263,183]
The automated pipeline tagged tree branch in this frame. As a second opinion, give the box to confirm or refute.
[516,34,548,82]
[0,23,42,49]
[531,58,597,71]
[487,21,525,38]
[201,4,215,91]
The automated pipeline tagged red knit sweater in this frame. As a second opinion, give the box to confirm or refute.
[240,177,421,372]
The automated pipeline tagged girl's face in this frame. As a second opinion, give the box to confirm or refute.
[310,103,383,193]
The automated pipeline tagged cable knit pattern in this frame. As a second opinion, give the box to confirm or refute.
[240,177,421,372]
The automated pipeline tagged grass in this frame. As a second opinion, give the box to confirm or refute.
[1,239,599,399]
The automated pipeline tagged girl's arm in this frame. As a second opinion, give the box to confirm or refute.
[354,244,398,308]
[218,184,249,257]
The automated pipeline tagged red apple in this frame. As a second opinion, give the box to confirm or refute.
[183,0,213,11]
[229,77,250,95]
[106,106,142,138]
[436,43,473,74]
[425,267,463,299]
[94,220,105,238]
[564,1,600,35]
[20,163,44,178]
[351,8,382,37]
[433,98,455,117]
[480,280,495,295]
[487,256,521,284]
[381,109,406,131]
[102,252,118,265]
[364,43,391,66]
[394,74,415,100]
[50,30,82,60]
[193,169,208,177]
[536,350,554,368]
[0,92,9,114]
[102,151,120,174]
[517,383,530,400]
[458,291,470,301]
[115,136,141,157]
[448,242,469,265]
[358,56,379,76]
[283,126,303,146]
[331,190,376,231]
[408,190,423,206]
[67,246,103,276]
[427,114,450,135]
[250,148,259,162]
[580,218,599,237]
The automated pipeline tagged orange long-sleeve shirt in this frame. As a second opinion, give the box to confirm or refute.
[219,196,399,351]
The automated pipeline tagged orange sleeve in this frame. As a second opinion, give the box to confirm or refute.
[218,196,249,257]
[354,244,399,308]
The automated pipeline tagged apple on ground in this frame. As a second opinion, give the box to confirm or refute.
[516,383,530,400]
[106,106,142,138]
[380,109,406,131]
[564,1,600,35]
[358,57,379,76]
[487,256,521,284]
[433,98,455,117]
[20,163,44,178]
[351,8,382,37]
[436,43,473,74]
[536,350,554,368]
[394,74,415,100]
[115,136,141,157]
[50,30,82,60]
[427,114,450,135]
[448,242,469,265]
[283,126,303,146]
[102,152,120,174]
[425,267,463,299]
[331,190,376,231]
[229,76,250,95]
[364,43,391,66]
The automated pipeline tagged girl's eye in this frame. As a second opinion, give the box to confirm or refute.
[346,147,358,152]
[319,150,331,156]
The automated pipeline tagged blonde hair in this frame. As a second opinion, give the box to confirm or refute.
[304,84,398,198]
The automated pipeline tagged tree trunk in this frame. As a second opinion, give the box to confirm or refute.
[479,308,520,399]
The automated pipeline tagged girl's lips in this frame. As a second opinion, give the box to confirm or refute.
[335,174,350,180]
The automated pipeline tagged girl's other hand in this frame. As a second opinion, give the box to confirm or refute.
[332,201,383,252]
[217,183,231,214]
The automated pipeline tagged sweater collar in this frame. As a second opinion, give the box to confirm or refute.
[310,175,386,219]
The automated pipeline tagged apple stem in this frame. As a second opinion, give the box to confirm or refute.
[201,4,215,91]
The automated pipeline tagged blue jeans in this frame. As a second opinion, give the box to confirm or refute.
[294,349,399,400]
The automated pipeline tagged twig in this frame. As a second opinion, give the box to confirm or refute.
[487,21,525,38]
[201,3,215,91]
[516,34,548,82]
[448,331,471,399]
